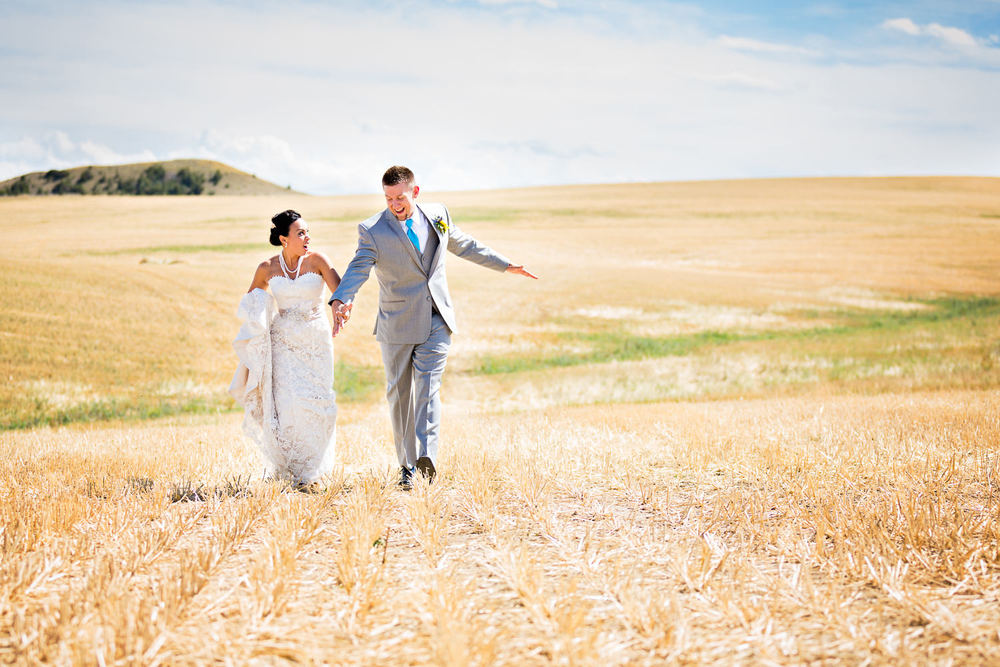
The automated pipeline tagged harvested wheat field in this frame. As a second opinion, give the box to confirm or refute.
[2,177,1000,664]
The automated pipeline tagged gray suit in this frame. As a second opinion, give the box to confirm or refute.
[330,203,509,470]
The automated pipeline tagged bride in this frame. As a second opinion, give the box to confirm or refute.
[229,210,341,484]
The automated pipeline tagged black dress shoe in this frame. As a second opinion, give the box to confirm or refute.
[399,466,414,491]
[415,456,436,483]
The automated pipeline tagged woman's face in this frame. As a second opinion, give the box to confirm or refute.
[282,220,310,255]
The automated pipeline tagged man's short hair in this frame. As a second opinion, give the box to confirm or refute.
[382,165,415,187]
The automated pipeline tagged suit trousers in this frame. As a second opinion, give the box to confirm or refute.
[379,312,451,469]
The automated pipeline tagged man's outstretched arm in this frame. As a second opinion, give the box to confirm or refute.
[445,207,537,279]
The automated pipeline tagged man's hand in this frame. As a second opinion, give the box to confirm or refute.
[329,299,353,337]
[505,264,539,279]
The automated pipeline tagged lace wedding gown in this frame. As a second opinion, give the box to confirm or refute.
[229,271,337,483]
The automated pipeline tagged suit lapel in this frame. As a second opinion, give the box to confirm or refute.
[381,209,425,273]
[418,204,447,274]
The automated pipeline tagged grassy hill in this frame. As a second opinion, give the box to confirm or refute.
[0,159,299,196]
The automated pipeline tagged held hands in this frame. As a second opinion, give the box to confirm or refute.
[330,299,353,337]
[506,264,539,279]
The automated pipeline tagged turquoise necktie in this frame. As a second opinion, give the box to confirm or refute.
[405,218,421,253]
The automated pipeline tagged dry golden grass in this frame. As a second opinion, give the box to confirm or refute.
[2,177,1000,663]
[3,393,1000,664]
[3,177,1000,426]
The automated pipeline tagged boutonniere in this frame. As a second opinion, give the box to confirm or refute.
[432,215,448,235]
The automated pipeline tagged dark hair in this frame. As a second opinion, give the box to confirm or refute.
[382,165,415,187]
[269,209,300,246]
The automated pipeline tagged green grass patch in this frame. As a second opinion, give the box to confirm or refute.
[475,330,745,374]
[833,296,1000,329]
[472,296,1000,375]
[335,360,383,402]
[1,395,231,431]
[3,360,383,430]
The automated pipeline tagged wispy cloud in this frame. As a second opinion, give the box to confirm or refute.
[882,17,980,48]
[880,16,1000,68]
[166,131,383,193]
[0,131,156,180]
[717,35,820,57]
[882,17,922,37]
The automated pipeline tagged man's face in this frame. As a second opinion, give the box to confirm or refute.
[384,181,419,221]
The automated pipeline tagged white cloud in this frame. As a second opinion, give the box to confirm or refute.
[0,136,47,163]
[77,139,155,166]
[882,17,979,48]
[717,35,819,57]
[882,17,921,36]
[167,131,383,193]
[0,131,156,181]
[924,22,978,48]
[879,17,1000,68]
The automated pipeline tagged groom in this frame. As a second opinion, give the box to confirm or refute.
[329,166,537,488]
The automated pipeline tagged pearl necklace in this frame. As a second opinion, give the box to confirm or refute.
[279,251,303,280]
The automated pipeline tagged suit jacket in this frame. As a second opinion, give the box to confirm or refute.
[330,203,510,344]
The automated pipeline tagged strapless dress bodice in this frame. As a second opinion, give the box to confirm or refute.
[270,272,325,317]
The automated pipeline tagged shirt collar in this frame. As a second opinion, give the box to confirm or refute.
[401,206,423,226]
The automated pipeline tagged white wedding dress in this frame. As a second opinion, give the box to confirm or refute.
[229,270,337,483]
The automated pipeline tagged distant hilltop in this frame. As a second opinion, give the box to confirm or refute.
[0,159,300,196]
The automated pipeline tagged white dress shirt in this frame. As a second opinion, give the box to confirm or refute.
[399,206,431,253]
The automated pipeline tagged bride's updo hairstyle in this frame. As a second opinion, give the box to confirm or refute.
[269,210,301,246]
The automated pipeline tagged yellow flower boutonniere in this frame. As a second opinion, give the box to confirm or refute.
[432,215,448,235]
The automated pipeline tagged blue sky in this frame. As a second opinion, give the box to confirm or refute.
[1,0,998,194]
